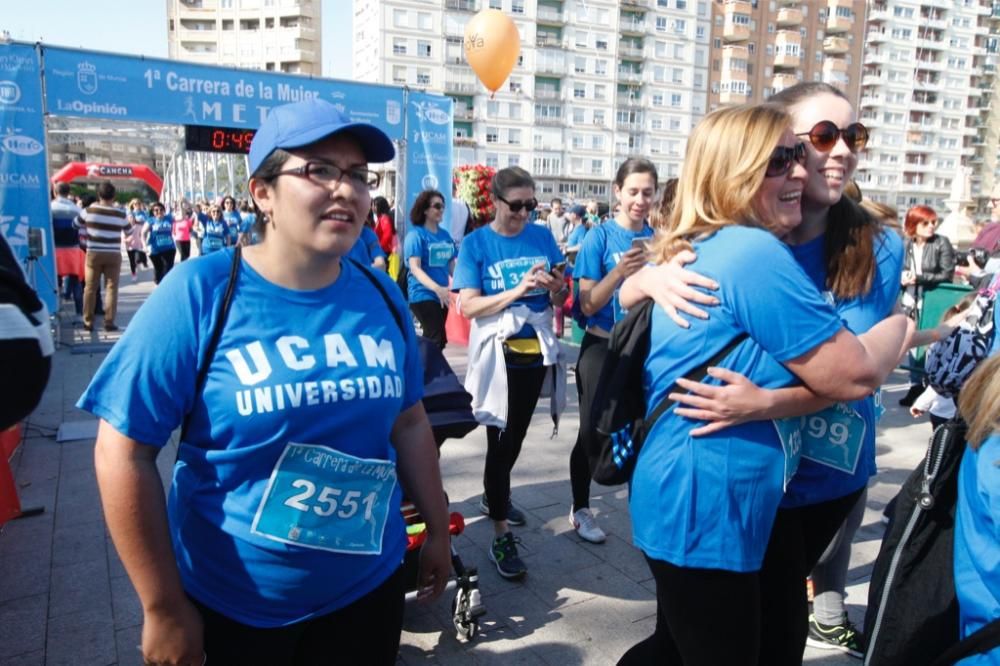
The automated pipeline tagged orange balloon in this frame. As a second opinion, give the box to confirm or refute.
[464,9,521,93]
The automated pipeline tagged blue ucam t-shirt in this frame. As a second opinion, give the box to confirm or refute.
[574,220,654,332]
[146,215,176,256]
[453,223,563,337]
[77,250,423,627]
[566,223,589,250]
[346,226,386,267]
[223,211,242,244]
[405,225,456,305]
[954,433,1000,666]
[632,226,843,572]
[202,218,228,254]
[780,228,904,508]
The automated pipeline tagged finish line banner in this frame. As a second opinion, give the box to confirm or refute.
[43,46,405,135]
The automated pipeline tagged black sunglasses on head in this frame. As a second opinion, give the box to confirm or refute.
[765,142,808,178]
[796,120,869,153]
[496,195,538,214]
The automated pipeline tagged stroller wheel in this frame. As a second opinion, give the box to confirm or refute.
[451,591,479,641]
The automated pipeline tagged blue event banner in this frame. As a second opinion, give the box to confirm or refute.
[42,46,406,136]
[0,43,58,313]
[405,92,454,237]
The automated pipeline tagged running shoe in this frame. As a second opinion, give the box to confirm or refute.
[806,613,864,658]
[569,508,606,544]
[489,532,527,580]
[479,495,526,526]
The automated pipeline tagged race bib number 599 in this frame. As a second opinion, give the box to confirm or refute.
[251,443,397,555]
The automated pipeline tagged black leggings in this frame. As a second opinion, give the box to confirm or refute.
[176,240,191,261]
[126,249,147,274]
[619,556,761,666]
[483,362,547,521]
[410,299,448,349]
[195,565,405,665]
[757,488,865,666]
[150,251,175,285]
[570,332,608,511]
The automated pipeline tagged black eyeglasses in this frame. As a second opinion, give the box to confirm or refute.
[428,202,444,210]
[270,161,382,190]
[796,120,869,154]
[496,195,538,213]
[765,143,808,178]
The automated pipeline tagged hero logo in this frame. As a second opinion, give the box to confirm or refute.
[0,81,21,105]
[1,132,43,157]
[412,101,449,126]
[77,61,98,96]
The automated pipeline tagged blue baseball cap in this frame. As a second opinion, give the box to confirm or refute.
[249,98,395,175]
[569,204,587,218]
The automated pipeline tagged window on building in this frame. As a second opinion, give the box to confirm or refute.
[652,93,664,106]
[416,69,430,85]
[418,41,431,57]
[591,159,604,175]
[393,10,407,28]
[418,12,431,30]
[593,110,605,125]
[393,39,407,55]
[486,127,499,143]
[512,0,524,13]
[575,57,586,74]
[573,108,586,123]
[574,85,586,99]
[651,116,663,130]
[672,68,684,84]
[486,153,499,168]
[509,77,522,93]
[509,103,522,119]
[656,17,667,32]
[487,100,500,116]
[508,128,521,145]
[489,0,501,8]
[392,65,406,84]
[508,155,520,167]
[596,38,608,50]
[670,93,682,107]
[595,59,607,75]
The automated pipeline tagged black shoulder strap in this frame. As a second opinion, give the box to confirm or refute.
[180,246,241,443]
[642,330,750,435]
[930,618,1000,666]
[347,258,405,336]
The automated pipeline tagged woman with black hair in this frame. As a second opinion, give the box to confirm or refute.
[404,190,455,349]
[372,195,396,257]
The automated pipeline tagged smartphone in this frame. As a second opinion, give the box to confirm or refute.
[631,237,651,251]
[550,261,567,276]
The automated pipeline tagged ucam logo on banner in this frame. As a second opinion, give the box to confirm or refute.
[405,92,455,237]
[43,46,406,136]
[0,43,57,313]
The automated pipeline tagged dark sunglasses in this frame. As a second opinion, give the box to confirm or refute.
[796,120,869,153]
[428,202,444,210]
[496,195,538,213]
[765,143,808,178]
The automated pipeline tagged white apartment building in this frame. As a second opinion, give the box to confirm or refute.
[353,0,711,203]
[857,0,999,214]
[166,0,322,75]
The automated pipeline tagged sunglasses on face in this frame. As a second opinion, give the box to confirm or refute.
[428,202,444,210]
[918,219,938,227]
[796,120,869,154]
[765,143,808,178]
[496,195,538,214]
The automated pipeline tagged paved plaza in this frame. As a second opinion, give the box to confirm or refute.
[0,261,932,665]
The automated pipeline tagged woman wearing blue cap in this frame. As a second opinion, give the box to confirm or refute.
[79,98,450,665]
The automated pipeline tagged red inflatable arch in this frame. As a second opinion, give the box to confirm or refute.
[51,162,163,195]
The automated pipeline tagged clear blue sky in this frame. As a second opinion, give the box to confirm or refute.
[1,0,353,79]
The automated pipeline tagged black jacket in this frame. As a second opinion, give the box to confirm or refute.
[904,234,956,287]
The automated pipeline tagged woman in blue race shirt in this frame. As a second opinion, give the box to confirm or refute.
[615,104,910,666]
[405,189,456,349]
[954,354,1000,666]
[221,195,242,246]
[142,201,176,285]
[453,166,566,580]
[569,158,657,545]
[237,200,258,246]
[197,205,229,255]
[79,99,450,666]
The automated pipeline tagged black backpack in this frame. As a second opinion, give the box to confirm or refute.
[924,281,997,398]
[587,300,746,486]
[865,417,1000,666]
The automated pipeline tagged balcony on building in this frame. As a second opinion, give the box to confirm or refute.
[536,30,563,50]
[859,93,883,108]
[453,120,475,145]
[535,109,564,126]
[861,68,885,86]
[616,91,643,108]
[823,58,849,75]
[914,57,944,72]
[445,0,476,11]
[776,7,803,27]
[722,44,750,64]
[774,32,802,69]
[620,13,647,35]
[621,0,652,7]
[616,117,644,131]
[919,7,948,29]
[916,30,944,51]
[535,76,562,100]
[865,50,888,66]
[619,38,645,60]
[866,28,886,44]
[825,1,853,33]
[823,36,849,55]
[444,76,479,94]
[914,74,941,91]
[617,67,643,83]
[537,2,565,26]
[536,54,566,75]
[723,1,752,42]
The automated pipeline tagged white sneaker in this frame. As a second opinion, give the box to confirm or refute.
[570,508,606,544]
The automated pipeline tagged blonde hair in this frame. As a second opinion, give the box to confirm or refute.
[128,198,143,211]
[651,103,791,263]
[958,355,1000,450]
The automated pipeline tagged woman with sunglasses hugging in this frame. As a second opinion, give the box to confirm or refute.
[615,102,910,666]
[453,166,567,580]
[568,157,657,545]
[404,190,456,349]
[622,83,910,663]
[79,99,450,665]
[898,205,956,407]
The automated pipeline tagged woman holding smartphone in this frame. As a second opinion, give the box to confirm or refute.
[568,158,658,544]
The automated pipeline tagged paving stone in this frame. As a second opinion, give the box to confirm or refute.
[110,573,143,630]
[0,594,46,658]
[0,649,44,666]
[114,625,144,666]
[48,558,111,619]
[51,518,106,567]
[0,548,51,604]
[45,608,116,666]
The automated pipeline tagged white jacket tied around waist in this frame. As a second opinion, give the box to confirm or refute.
[464,304,567,430]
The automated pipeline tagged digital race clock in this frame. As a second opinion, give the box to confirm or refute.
[184,125,257,154]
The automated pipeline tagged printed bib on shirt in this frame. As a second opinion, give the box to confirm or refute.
[203,236,224,253]
[776,403,866,477]
[151,233,173,252]
[251,442,398,555]
[772,418,804,490]
[427,241,453,268]
[492,256,548,296]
